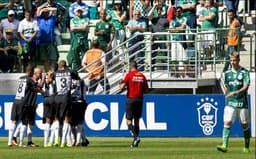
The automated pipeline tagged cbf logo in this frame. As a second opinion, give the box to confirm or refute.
[197,97,218,135]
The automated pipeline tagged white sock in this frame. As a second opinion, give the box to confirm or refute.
[8,123,16,145]
[19,125,27,146]
[76,124,83,145]
[54,121,60,143]
[13,122,22,138]
[66,124,72,145]
[44,123,50,145]
[27,124,33,143]
[61,122,69,145]
[49,122,55,145]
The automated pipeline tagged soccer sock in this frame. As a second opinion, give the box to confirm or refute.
[61,122,69,145]
[27,124,33,143]
[8,123,16,145]
[19,124,27,145]
[44,123,50,145]
[243,128,251,148]
[54,121,60,143]
[76,124,83,145]
[49,123,55,145]
[66,124,72,145]
[81,126,86,142]
[13,122,22,138]
[71,126,76,144]
[134,126,140,138]
[222,126,230,147]
[128,124,136,137]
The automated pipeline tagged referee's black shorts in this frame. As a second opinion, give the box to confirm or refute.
[70,100,87,125]
[125,97,143,120]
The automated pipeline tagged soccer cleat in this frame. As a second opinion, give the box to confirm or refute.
[81,139,90,147]
[11,140,18,146]
[243,148,249,153]
[60,144,66,148]
[19,144,27,147]
[27,142,39,147]
[53,140,60,147]
[217,145,228,153]
[131,137,140,148]
[66,143,73,147]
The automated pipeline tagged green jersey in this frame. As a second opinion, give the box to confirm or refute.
[108,10,126,29]
[0,0,9,19]
[70,16,89,38]
[13,2,25,21]
[176,0,197,17]
[95,20,114,47]
[201,7,218,30]
[224,67,250,109]
[169,16,187,40]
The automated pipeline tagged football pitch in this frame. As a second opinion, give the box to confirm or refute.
[0,137,255,159]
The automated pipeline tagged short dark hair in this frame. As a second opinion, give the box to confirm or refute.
[130,60,137,69]
[58,60,67,68]
[228,9,236,14]
[92,40,100,48]
[26,63,34,77]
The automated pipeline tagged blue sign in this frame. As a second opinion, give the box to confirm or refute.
[0,95,246,137]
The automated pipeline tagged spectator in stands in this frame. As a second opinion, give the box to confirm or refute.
[130,0,152,27]
[152,0,168,18]
[84,0,103,20]
[81,40,110,94]
[18,11,39,71]
[10,0,27,21]
[69,0,89,19]
[222,9,241,72]
[95,9,114,62]
[224,0,239,14]
[196,0,207,28]
[176,0,197,39]
[41,0,67,45]
[37,5,58,71]
[127,10,147,71]
[67,6,90,71]
[148,4,169,71]
[0,29,18,73]
[0,0,10,20]
[169,6,189,78]
[214,0,224,7]
[0,10,20,40]
[198,0,218,67]
[106,3,126,59]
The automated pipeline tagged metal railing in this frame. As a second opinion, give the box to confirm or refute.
[78,27,254,94]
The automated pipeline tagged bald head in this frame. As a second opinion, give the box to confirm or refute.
[34,67,42,80]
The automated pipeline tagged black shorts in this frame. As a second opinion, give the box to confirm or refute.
[126,97,143,120]
[54,94,71,120]
[70,100,87,125]
[21,105,36,122]
[11,100,23,121]
[43,96,56,122]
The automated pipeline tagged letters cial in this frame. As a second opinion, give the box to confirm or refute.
[2,102,167,131]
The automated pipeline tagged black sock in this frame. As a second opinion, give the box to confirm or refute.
[128,124,136,137]
[134,126,140,137]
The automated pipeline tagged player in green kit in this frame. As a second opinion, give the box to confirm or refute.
[217,52,251,153]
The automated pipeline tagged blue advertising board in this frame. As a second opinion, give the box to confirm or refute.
[0,95,246,137]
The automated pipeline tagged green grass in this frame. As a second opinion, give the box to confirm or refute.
[0,137,255,159]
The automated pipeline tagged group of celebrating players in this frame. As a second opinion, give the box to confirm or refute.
[8,60,89,148]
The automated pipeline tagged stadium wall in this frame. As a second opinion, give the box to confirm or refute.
[0,94,254,137]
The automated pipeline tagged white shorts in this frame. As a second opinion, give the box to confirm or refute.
[200,30,215,48]
[223,106,250,124]
[171,42,187,62]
